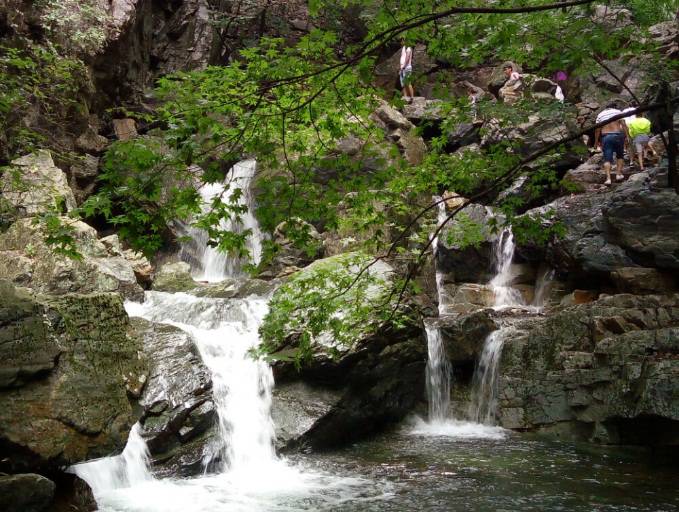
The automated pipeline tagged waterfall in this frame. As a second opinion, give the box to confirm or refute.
[71,423,153,495]
[467,330,505,424]
[179,159,263,281]
[466,228,521,426]
[533,266,555,310]
[489,228,524,309]
[432,197,448,315]
[126,291,275,472]
[425,321,451,422]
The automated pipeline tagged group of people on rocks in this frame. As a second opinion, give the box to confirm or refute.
[397,40,658,186]
[594,103,656,185]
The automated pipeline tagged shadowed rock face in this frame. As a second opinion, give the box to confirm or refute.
[0,281,147,473]
[498,294,679,445]
[0,473,55,512]
[520,168,679,287]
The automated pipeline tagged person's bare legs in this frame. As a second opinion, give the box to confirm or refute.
[637,147,645,171]
[407,84,415,99]
[603,161,612,185]
[616,158,625,180]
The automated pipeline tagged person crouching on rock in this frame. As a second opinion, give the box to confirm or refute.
[399,36,415,103]
[627,112,655,171]
[499,63,524,105]
[594,103,629,185]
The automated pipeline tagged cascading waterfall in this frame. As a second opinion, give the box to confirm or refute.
[489,228,524,309]
[424,321,451,422]
[432,196,448,316]
[466,227,524,426]
[179,159,263,281]
[533,266,555,310]
[124,291,275,474]
[72,423,153,495]
[467,330,505,424]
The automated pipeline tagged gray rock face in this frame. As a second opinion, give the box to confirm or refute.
[498,294,679,445]
[531,169,679,279]
[0,473,55,512]
[437,203,499,283]
[132,318,215,476]
[0,151,76,218]
[438,310,497,364]
[0,281,147,473]
[0,218,144,300]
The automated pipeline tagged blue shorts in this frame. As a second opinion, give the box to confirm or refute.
[602,132,625,163]
[399,66,412,87]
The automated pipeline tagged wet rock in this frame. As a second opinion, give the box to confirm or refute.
[152,262,196,293]
[0,218,144,300]
[0,473,55,512]
[451,283,494,307]
[439,310,497,364]
[559,289,598,306]
[132,318,214,475]
[265,253,426,450]
[272,382,344,450]
[0,151,76,219]
[0,281,147,473]
[498,294,679,445]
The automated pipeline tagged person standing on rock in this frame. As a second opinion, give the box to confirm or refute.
[594,103,629,185]
[399,36,415,103]
[627,112,656,171]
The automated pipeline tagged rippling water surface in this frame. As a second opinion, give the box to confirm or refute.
[93,420,679,512]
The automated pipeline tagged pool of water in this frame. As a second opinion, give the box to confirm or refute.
[92,418,679,512]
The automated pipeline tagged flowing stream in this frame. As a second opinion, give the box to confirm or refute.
[69,175,679,511]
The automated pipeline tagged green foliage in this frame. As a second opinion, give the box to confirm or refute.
[0,43,88,161]
[80,139,201,257]
[36,0,110,56]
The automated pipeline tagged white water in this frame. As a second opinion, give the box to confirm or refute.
[179,159,264,281]
[424,322,451,422]
[432,196,449,315]
[72,423,153,495]
[533,266,555,310]
[489,228,524,309]
[71,159,390,511]
[467,330,506,424]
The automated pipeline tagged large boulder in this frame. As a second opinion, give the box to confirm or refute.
[526,169,679,280]
[0,281,147,473]
[436,203,500,283]
[132,318,215,477]
[0,473,55,512]
[0,151,76,219]
[264,253,426,450]
[498,294,679,445]
[0,218,144,300]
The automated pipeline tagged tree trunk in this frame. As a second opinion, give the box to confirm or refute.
[664,82,679,193]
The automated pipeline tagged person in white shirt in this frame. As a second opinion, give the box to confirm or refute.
[399,37,414,102]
